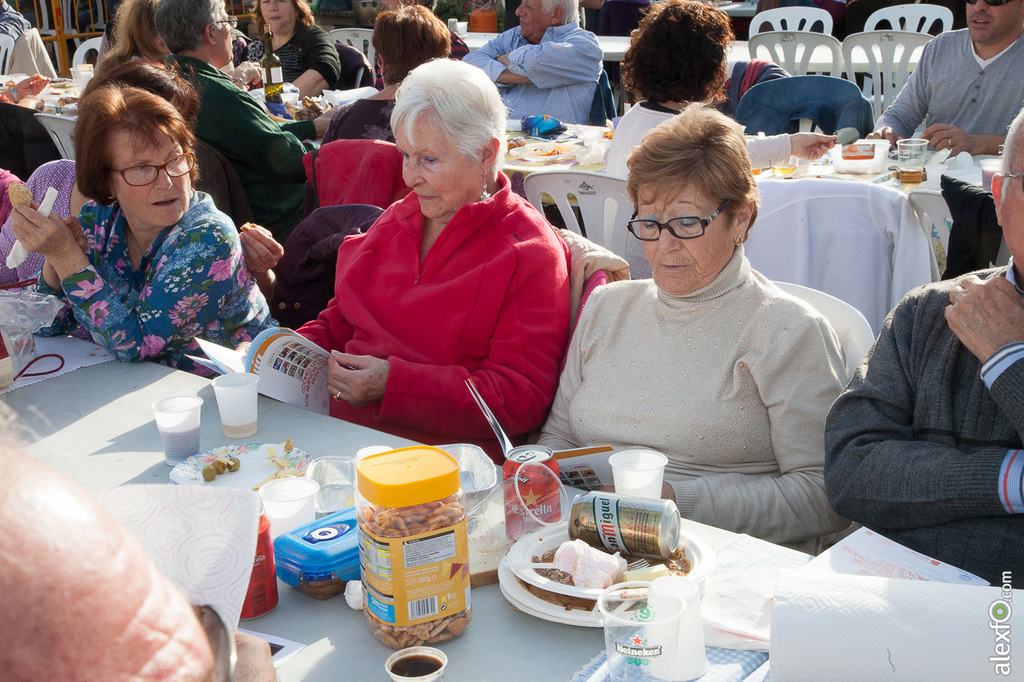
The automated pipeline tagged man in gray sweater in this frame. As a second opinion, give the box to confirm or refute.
[825,105,1024,588]
[867,0,1024,156]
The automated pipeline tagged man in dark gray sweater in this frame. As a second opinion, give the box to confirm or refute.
[825,105,1024,588]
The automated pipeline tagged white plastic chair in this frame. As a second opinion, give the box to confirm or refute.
[774,281,876,380]
[745,178,935,333]
[35,113,77,160]
[842,31,933,122]
[907,187,950,277]
[748,31,844,78]
[330,28,376,68]
[523,170,633,259]
[72,36,103,68]
[864,4,953,35]
[0,34,14,74]
[749,7,834,36]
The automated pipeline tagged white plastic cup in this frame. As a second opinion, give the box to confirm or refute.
[211,372,259,439]
[259,477,319,539]
[610,449,668,499]
[981,158,1001,192]
[72,63,93,92]
[152,395,203,466]
[650,576,709,681]
[598,581,683,682]
[385,646,448,681]
[925,163,947,190]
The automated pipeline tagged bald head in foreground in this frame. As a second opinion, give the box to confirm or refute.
[0,446,275,681]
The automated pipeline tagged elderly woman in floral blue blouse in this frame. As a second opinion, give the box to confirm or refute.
[9,81,272,374]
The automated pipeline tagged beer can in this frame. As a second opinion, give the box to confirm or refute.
[568,491,680,560]
[240,512,279,620]
[503,445,560,539]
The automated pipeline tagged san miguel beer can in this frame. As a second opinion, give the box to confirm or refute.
[569,492,680,560]
[240,511,279,620]
[503,445,560,539]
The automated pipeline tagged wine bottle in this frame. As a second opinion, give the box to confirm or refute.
[261,31,283,104]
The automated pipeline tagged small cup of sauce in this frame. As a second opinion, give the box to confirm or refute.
[385,646,448,681]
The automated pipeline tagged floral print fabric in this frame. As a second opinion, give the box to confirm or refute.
[37,192,274,374]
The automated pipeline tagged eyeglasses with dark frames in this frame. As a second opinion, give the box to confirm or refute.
[964,0,1020,6]
[213,15,239,27]
[627,199,733,241]
[113,152,195,187]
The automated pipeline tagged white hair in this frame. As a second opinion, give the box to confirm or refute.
[540,0,578,25]
[1004,105,1024,174]
[392,59,508,173]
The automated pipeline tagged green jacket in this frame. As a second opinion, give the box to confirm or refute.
[167,55,315,239]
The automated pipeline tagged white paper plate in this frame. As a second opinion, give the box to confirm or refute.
[169,442,311,490]
[508,142,578,163]
[497,559,602,627]
[507,525,715,600]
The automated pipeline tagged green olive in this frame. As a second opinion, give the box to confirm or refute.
[212,459,227,474]
[202,465,217,482]
[226,457,241,472]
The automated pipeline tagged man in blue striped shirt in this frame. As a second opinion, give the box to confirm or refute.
[463,0,602,124]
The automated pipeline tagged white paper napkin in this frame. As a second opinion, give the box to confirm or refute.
[98,484,261,629]
[770,570,1021,680]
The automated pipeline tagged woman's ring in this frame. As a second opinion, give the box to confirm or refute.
[333,391,342,402]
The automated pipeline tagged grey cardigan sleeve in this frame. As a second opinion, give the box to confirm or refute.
[824,291,1009,529]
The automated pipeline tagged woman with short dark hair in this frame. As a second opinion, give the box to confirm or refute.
[247,0,340,97]
[321,5,450,144]
[9,83,272,374]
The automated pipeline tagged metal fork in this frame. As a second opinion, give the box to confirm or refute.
[465,378,514,457]
[626,558,650,571]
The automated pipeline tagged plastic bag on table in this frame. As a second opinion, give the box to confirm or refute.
[0,289,64,375]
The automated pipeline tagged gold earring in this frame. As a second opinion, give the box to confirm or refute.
[733,234,746,246]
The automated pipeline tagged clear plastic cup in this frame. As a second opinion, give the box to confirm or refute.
[259,477,319,540]
[598,581,683,682]
[304,456,356,517]
[211,372,259,439]
[151,395,203,466]
[981,158,1001,192]
[897,138,928,185]
[466,461,569,554]
[610,450,668,499]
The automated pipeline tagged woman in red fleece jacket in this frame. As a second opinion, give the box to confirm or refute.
[298,60,570,462]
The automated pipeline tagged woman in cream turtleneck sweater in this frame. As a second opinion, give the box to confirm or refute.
[540,105,850,552]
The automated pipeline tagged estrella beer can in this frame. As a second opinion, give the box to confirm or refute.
[568,491,679,560]
[240,511,279,619]
[503,445,560,539]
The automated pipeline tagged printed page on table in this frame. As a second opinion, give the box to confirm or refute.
[801,526,989,585]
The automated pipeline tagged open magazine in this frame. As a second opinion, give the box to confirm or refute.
[191,328,330,415]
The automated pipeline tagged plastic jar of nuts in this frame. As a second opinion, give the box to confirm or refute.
[356,446,471,649]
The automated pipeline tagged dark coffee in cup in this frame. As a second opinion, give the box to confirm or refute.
[389,655,443,677]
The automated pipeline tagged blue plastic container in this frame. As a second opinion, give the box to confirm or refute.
[273,506,360,600]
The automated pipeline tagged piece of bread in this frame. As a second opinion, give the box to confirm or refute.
[7,183,32,207]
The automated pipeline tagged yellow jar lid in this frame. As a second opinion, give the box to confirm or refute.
[357,446,460,508]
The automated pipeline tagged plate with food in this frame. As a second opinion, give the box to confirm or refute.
[169,439,311,490]
[46,79,75,90]
[508,142,577,163]
[506,525,715,601]
[497,560,602,627]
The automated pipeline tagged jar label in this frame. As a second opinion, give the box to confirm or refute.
[359,519,470,627]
